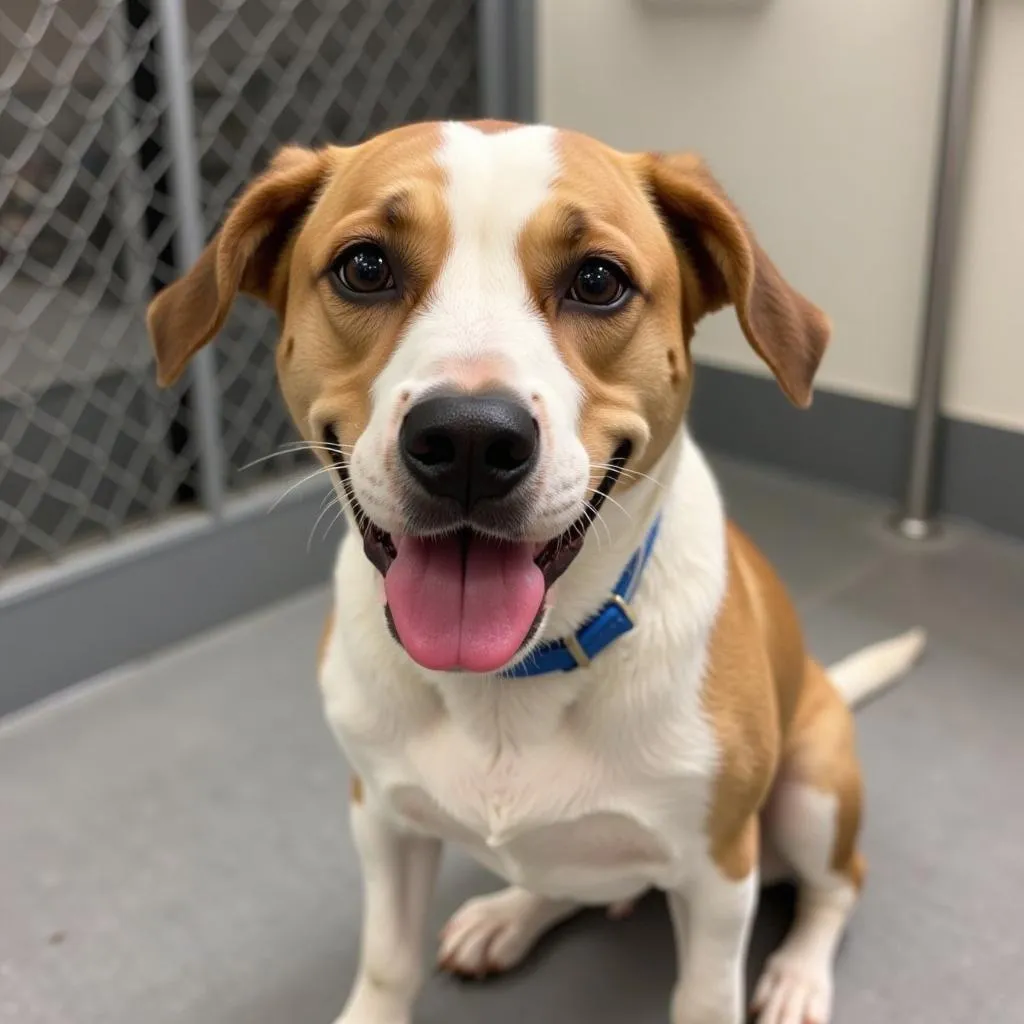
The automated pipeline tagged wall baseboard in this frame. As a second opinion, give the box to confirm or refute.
[0,483,335,716]
[689,364,1024,541]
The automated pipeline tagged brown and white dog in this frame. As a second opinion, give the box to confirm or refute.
[148,121,924,1024]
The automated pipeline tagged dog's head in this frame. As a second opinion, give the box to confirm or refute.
[148,121,828,674]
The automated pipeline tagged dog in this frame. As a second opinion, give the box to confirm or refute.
[147,120,925,1024]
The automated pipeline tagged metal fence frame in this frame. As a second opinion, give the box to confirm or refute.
[1,0,535,715]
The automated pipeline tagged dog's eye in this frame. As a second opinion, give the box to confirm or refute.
[332,243,395,296]
[567,258,631,308]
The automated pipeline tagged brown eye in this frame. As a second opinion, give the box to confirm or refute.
[333,243,395,296]
[567,258,631,308]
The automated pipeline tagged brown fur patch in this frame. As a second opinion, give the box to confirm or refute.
[350,775,364,805]
[728,524,807,732]
[717,816,761,882]
[667,347,681,386]
[783,658,867,886]
[277,124,450,452]
[515,131,691,485]
[702,538,781,879]
[705,525,866,887]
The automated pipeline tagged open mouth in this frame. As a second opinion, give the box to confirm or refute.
[326,430,632,673]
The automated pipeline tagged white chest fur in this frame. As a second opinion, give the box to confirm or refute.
[320,435,728,904]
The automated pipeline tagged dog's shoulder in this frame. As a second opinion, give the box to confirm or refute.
[695,521,810,868]
[722,521,807,729]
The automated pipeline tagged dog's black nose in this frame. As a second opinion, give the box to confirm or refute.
[399,392,539,511]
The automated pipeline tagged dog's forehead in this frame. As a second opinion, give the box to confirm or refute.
[434,123,645,233]
[437,122,559,238]
[316,122,644,239]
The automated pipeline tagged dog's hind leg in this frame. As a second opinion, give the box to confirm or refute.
[753,659,865,1024]
[437,887,580,977]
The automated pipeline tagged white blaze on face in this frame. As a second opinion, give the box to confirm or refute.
[355,122,590,538]
[410,122,577,397]
[350,122,593,675]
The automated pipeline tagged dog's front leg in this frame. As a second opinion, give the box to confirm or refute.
[667,826,759,1024]
[336,791,442,1024]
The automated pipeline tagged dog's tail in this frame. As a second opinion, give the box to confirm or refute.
[827,628,926,708]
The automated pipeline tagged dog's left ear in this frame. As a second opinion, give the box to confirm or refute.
[646,153,830,408]
[147,145,329,387]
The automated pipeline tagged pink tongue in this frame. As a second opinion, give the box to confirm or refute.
[384,533,545,673]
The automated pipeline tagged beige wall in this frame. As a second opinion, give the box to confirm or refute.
[945,0,1024,432]
[539,0,1024,432]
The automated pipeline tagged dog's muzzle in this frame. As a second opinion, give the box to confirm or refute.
[328,398,631,675]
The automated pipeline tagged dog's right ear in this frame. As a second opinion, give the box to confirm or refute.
[645,153,830,408]
[146,145,329,387]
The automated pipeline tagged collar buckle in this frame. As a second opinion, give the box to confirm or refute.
[556,579,638,671]
[608,593,635,626]
[563,631,592,669]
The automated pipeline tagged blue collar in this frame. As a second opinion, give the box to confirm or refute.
[503,517,661,678]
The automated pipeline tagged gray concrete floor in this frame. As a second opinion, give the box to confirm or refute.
[2,457,1023,1024]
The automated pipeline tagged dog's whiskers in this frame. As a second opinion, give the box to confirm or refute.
[590,462,666,491]
[582,499,613,549]
[597,492,634,522]
[308,495,342,552]
[268,463,339,513]
[318,488,336,513]
[321,506,347,544]
[239,441,354,473]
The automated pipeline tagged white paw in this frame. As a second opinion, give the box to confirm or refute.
[752,954,833,1024]
[437,887,575,978]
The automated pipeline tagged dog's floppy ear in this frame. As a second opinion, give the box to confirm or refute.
[646,153,830,408]
[147,145,329,387]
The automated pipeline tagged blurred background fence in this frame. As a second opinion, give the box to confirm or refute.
[0,0,491,574]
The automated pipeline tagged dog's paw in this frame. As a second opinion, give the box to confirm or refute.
[751,954,833,1024]
[437,887,576,977]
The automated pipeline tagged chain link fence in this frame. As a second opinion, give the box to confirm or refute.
[0,0,479,573]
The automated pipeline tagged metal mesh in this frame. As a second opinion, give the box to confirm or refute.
[187,0,479,486]
[0,1,196,570]
[0,0,479,571]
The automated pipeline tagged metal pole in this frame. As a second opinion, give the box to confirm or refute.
[895,0,979,540]
[105,6,150,309]
[153,0,226,517]
[106,3,178,487]
[478,0,511,119]
[509,0,537,123]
